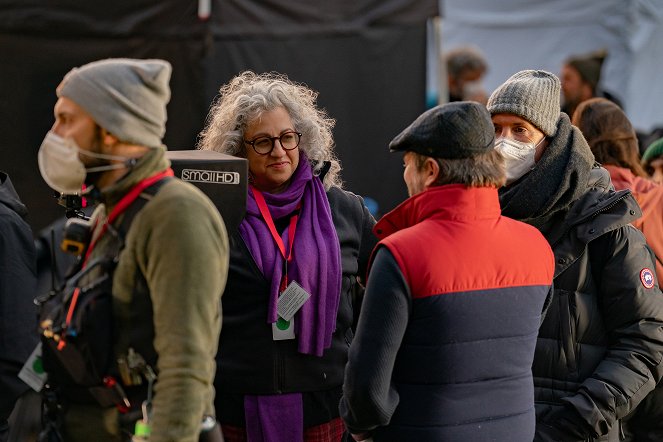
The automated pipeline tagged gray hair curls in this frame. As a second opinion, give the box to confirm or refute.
[197,71,342,189]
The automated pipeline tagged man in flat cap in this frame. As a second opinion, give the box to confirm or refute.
[339,101,554,441]
[488,69,663,441]
[36,58,228,441]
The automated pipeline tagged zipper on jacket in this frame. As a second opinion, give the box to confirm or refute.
[274,342,285,394]
[589,192,631,221]
[551,192,630,249]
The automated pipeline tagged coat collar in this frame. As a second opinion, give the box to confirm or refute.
[97,147,170,210]
[374,184,501,239]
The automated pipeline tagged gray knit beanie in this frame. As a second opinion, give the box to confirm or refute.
[57,58,172,149]
[487,70,561,137]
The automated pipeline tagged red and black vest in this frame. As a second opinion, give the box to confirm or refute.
[373,185,554,441]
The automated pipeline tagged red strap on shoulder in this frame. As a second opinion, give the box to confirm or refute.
[64,168,174,336]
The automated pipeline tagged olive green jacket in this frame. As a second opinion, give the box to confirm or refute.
[65,148,228,442]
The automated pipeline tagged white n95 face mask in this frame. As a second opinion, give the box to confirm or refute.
[495,137,543,185]
[38,131,135,195]
[38,131,87,194]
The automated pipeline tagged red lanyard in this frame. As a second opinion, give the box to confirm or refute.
[252,186,300,291]
[62,168,174,340]
[83,168,174,263]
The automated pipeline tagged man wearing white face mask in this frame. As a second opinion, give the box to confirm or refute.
[487,70,663,442]
[36,58,228,442]
[493,136,544,185]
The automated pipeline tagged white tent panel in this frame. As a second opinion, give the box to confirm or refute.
[441,0,663,133]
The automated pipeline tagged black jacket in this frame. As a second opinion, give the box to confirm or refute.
[0,172,37,441]
[215,186,376,425]
[532,166,663,441]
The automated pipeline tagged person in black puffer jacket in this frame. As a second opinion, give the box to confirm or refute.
[488,70,663,442]
[0,172,37,442]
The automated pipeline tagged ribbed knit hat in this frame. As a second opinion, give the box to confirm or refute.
[487,70,561,137]
[643,137,663,164]
[57,58,172,149]
[389,101,495,159]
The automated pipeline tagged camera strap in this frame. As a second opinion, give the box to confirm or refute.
[83,168,175,263]
[60,168,174,349]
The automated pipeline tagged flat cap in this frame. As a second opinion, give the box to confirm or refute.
[389,101,495,159]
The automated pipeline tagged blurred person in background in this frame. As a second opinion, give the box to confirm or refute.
[198,71,377,442]
[561,49,622,119]
[573,96,663,442]
[488,69,663,442]
[444,45,489,104]
[573,97,663,278]
[642,137,663,185]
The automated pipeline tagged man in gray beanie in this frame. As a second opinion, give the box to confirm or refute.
[36,58,228,442]
[340,102,554,441]
[488,69,663,441]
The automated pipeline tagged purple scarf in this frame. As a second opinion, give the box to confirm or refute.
[239,157,342,441]
[245,394,303,442]
[239,156,342,356]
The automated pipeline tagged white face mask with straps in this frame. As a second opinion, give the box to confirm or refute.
[38,131,134,195]
[495,136,544,185]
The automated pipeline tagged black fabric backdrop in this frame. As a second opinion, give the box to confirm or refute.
[0,0,437,232]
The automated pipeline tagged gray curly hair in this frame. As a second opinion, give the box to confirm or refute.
[197,71,342,189]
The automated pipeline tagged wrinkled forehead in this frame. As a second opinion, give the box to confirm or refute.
[491,112,534,126]
[53,96,93,121]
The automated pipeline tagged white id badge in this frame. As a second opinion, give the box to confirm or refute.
[18,342,47,392]
[277,281,311,321]
[272,316,295,340]
[272,281,312,341]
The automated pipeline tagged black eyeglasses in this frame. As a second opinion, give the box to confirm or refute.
[244,131,302,155]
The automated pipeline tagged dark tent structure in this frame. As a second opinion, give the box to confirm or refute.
[0,0,438,233]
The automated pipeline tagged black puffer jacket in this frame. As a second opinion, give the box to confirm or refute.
[0,172,37,442]
[533,166,663,441]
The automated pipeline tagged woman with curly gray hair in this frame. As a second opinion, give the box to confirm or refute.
[198,71,377,442]
[198,71,342,189]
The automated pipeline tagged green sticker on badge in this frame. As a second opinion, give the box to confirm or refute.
[276,317,290,330]
[32,357,44,374]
